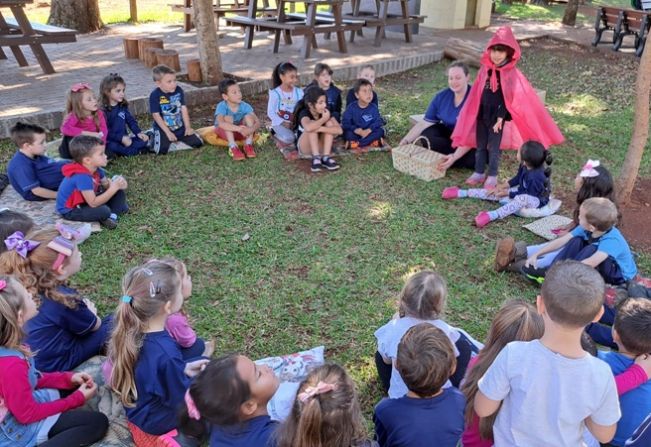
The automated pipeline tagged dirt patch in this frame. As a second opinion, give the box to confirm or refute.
[620,178,651,253]
[177,72,248,89]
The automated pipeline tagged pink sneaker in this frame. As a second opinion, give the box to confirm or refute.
[441,186,460,200]
[484,176,498,190]
[465,172,486,186]
[475,211,492,228]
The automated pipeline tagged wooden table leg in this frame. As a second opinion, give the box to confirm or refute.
[333,3,347,53]
[0,47,7,60]
[183,0,192,31]
[401,0,411,43]
[301,2,317,58]
[374,0,389,47]
[243,0,259,49]
[0,10,28,66]
[11,6,54,73]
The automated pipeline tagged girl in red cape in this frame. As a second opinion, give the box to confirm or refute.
[451,26,564,189]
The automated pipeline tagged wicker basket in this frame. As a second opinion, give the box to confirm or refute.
[391,136,446,181]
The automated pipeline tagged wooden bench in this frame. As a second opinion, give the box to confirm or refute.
[592,6,624,47]
[169,0,273,31]
[614,9,650,55]
[3,17,76,43]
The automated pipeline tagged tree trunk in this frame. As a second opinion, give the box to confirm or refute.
[193,0,223,85]
[617,42,651,205]
[562,0,580,26]
[48,0,102,33]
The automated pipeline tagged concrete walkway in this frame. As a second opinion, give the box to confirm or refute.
[0,11,636,137]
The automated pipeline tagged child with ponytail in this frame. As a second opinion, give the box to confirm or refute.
[276,363,376,447]
[0,275,108,447]
[108,260,207,445]
[179,353,280,446]
[0,228,111,373]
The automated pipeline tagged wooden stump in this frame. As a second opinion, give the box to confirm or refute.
[123,37,139,59]
[156,49,181,72]
[144,47,163,68]
[443,37,482,68]
[138,38,163,62]
[187,58,202,83]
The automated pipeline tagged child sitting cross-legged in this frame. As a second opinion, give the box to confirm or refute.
[58,82,107,160]
[0,275,108,447]
[474,261,621,446]
[342,79,384,150]
[178,353,279,447]
[442,140,552,228]
[522,197,636,287]
[307,62,343,122]
[55,135,128,229]
[149,64,203,155]
[276,363,378,447]
[213,78,260,161]
[294,85,342,173]
[374,323,465,447]
[0,228,112,373]
[7,123,68,201]
[596,298,651,447]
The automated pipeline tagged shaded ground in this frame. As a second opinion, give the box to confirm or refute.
[621,179,651,253]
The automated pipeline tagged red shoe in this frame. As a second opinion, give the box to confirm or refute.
[243,144,256,158]
[229,145,245,161]
[349,141,360,150]
[474,211,492,228]
[369,139,380,148]
[441,186,460,200]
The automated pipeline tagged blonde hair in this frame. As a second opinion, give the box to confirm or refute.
[66,86,101,130]
[398,271,447,320]
[276,364,368,447]
[108,259,181,407]
[460,300,544,440]
[0,228,79,308]
[0,275,32,357]
[581,197,618,232]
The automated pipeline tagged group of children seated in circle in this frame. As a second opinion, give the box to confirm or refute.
[1,23,650,447]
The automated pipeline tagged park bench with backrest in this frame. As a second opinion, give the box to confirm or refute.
[592,6,625,48]
[614,8,650,55]
[0,0,76,74]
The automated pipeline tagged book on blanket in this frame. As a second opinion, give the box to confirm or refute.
[523,214,574,241]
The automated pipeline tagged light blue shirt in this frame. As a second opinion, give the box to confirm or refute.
[570,226,637,280]
[214,100,254,126]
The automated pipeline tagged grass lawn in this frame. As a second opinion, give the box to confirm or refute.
[0,38,650,424]
[495,0,633,26]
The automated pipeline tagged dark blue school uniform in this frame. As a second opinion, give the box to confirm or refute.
[125,330,190,435]
[346,88,379,108]
[307,81,342,122]
[7,151,68,201]
[342,102,384,146]
[373,388,465,447]
[104,104,148,157]
[507,165,549,207]
[209,415,278,447]
[24,285,111,372]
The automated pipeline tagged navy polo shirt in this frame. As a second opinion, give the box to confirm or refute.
[209,415,279,447]
[25,285,97,372]
[424,87,471,130]
[374,387,466,447]
[7,151,68,201]
[125,330,190,435]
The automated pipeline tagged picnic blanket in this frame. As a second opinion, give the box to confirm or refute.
[522,214,573,241]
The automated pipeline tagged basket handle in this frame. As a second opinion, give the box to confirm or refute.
[412,135,431,150]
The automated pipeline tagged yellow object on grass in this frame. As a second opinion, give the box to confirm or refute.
[197,126,261,147]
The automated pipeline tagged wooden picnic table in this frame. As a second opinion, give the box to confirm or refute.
[348,0,424,47]
[0,0,76,74]
[230,0,358,58]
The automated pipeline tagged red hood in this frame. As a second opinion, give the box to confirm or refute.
[481,26,521,71]
[62,163,92,178]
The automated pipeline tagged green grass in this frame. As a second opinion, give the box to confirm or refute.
[1,38,650,426]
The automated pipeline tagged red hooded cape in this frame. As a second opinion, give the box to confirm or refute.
[451,26,564,150]
[62,163,101,209]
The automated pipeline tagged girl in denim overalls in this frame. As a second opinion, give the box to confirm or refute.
[0,275,107,447]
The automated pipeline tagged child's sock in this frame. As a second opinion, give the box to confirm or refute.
[458,189,468,198]
[487,210,499,221]
[322,155,331,162]
[109,213,118,221]
[245,136,253,144]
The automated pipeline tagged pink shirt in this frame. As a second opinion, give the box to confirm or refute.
[0,356,84,424]
[165,312,197,348]
[60,112,108,143]
[461,356,648,447]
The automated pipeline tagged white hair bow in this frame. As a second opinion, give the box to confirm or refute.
[580,160,600,178]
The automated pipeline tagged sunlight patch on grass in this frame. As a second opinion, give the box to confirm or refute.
[558,93,609,118]
[367,201,392,221]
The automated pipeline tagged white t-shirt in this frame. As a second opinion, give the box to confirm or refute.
[478,340,621,447]
[375,316,460,399]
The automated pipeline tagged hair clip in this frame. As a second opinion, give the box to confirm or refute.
[71,82,91,93]
[185,390,201,420]
[142,268,153,276]
[55,223,81,241]
[121,295,132,304]
[580,159,600,178]
[4,231,40,258]
[0,280,6,292]
[149,281,162,298]
[298,381,336,403]
[47,236,74,271]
